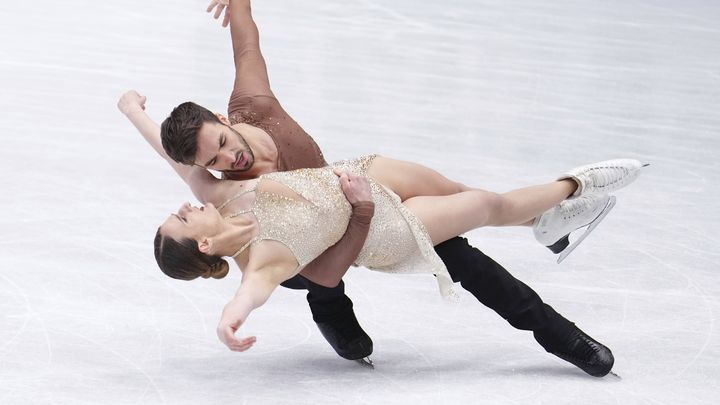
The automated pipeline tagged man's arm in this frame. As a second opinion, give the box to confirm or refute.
[299,171,375,287]
[299,202,374,287]
[209,0,274,101]
[117,90,221,203]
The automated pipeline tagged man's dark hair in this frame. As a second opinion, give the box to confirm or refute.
[160,102,222,165]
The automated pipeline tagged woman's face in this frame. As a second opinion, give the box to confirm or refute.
[160,202,224,241]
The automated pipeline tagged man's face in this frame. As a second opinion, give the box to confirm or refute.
[194,122,254,173]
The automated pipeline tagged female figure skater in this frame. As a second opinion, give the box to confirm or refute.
[153,152,644,352]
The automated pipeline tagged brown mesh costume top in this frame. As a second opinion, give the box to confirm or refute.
[228,95,326,172]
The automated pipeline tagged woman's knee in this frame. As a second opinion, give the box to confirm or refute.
[482,192,511,226]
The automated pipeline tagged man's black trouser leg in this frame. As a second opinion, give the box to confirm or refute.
[281,275,372,360]
[434,236,574,345]
[435,236,615,377]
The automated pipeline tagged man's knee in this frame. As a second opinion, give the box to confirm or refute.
[435,236,491,282]
[281,274,311,290]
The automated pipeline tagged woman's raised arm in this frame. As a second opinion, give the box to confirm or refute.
[118,90,222,203]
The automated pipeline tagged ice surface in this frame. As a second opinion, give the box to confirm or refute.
[1,0,719,404]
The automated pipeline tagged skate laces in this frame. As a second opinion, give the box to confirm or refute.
[558,197,596,220]
[586,165,628,191]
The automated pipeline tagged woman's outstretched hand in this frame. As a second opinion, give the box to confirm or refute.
[334,169,372,206]
[207,0,231,27]
[117,90,146,116]
[217,298,257,351]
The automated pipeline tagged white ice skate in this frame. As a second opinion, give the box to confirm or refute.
[533,194,616,263]
[561,159,648,197]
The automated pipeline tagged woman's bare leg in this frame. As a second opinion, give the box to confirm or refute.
[495,180,577,226]
[403,180,577,245]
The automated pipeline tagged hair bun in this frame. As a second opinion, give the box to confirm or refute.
[208,259,230,279]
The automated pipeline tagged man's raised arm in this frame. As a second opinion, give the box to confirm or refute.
[209,0,274,100]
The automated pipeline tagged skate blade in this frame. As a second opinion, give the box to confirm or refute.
[355,356,374,369]
[608,371,622,380]
[557,196,617,264]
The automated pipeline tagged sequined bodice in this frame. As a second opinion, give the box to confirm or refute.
[222,164,353,267]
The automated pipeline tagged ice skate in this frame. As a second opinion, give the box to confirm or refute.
[534,194,616,263]
[534,324,615,377]
[313,297,374,361]
[356,357,375,369]
[561,159,648,197]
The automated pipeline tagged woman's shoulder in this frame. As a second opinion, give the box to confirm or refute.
[210,178,260,211]
[245,239,300,274]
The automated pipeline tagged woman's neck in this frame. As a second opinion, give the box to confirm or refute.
[211,215,258,257]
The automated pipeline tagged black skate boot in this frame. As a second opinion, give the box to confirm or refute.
[312,298,373,362]
[534,324,614,377]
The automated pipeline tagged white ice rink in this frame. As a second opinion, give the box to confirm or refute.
[1,0,719,404]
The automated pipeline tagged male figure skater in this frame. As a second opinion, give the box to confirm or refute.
[121,0,615,376]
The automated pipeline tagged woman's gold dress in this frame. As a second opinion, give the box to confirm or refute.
[225,155,457,300]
